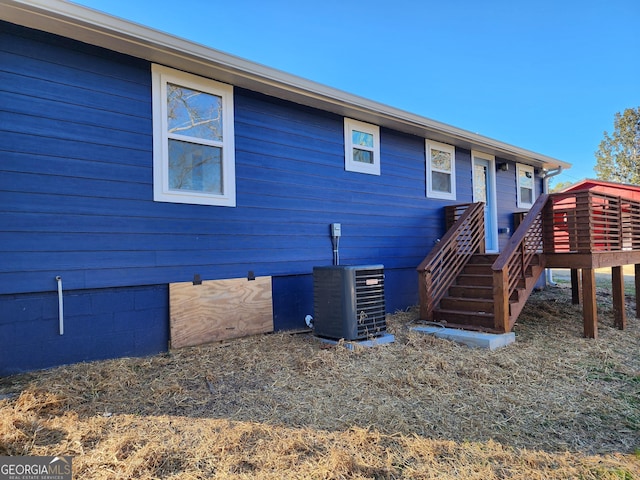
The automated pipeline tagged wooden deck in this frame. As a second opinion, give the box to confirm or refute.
[418,189,640,339]
[543,190,640,337]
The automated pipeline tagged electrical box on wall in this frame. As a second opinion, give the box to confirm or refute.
[330,223,341,237]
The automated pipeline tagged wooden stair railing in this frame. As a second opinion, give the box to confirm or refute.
[492,194,549,332]
[417,202,485,321]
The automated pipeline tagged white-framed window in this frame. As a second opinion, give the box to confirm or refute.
[344,118,380,175]
[152,64,236,207]
[426,140,456,200]
[516,163,535,209]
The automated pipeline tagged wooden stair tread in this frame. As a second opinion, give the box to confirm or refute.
[434,252,544,331]
[434,309,495,328]
[449,285,492,292]
[467,255,499,264]
[442,296,494,302]
[434,308,494,318]
[439,298,494,313]
[442,296,517,305]
[462,265,494,274]
[460,270,534,277]
[465,254,540,265]
[456,274,493,286]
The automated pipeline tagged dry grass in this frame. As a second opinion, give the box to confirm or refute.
[1,284,639,479]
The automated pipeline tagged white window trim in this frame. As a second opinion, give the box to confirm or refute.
[426,140,456,200]
[516,163,536,209]
[344,118,380,175]
[152,64,236,207]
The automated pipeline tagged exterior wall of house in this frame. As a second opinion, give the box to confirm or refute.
[0,22,445,374]
[0,286,168,374]
[1,21,529,374]
[494,161,544,251]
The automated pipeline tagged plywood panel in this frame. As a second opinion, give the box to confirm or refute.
[170,276,273,349]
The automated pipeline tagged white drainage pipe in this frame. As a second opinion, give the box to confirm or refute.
[542,167,563,287]
[55,276,64,335]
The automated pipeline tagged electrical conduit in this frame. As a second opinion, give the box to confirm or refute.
[542,167,563,285]
[55,276,64,335]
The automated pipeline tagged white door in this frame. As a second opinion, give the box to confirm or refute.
[472,152,499,252]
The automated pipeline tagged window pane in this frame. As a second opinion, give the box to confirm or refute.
[519,169,533,189]
[432,171,451,193]
[474,164,487,202]
[353,148,373,164]
[521,187,533,205]
[431,149,451,171]
[168,139,222,194]
[352,130,374,148]
[167,83,222,141]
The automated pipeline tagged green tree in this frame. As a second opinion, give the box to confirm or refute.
[550,180,572,193]
[594,107,640,184]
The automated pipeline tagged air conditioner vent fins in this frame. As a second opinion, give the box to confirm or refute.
[313,265,386,341]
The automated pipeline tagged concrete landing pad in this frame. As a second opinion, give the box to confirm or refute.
[315,333,395,350]
[411,326,515,350]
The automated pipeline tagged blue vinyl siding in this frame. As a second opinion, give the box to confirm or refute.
[1,21,461,300]
[1,21,153,295]
[272,274,314,331]
[0,21,541,373]
[495,160,516,251]
[453,148,473,204]
[1,21,484,351]
[494,158,544,250]
[0,285,168,376]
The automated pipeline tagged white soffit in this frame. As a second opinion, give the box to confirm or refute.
[1,0,571,170]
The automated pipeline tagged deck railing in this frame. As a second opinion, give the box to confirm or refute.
[444,203,475,230]
[492,194,548,331]
[492,190,640,331]
[417,202,485,321]
[417,188,640,334]
[544,190,640,254]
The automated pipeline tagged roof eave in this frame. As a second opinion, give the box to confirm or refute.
[1,0,571,170]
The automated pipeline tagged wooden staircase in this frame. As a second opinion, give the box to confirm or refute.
[433,253,545,332]
[420,191,640,338]
[418,196,550,333]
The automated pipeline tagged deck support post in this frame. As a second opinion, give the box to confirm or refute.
[582,268,597,339]
[612,266,626,330]
[570,268,582,305]
[418,271,433,321]
[493,268,510,333]
[635,264,640,319]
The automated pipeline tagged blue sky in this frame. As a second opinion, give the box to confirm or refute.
[74,0,639,187]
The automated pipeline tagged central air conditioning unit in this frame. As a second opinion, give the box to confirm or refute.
[312,264,386,341]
